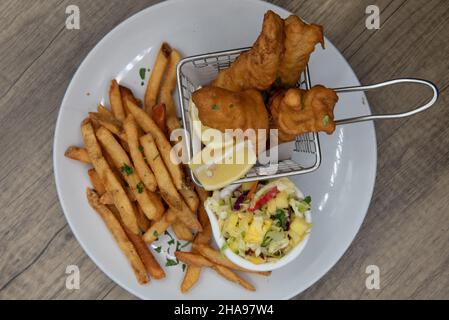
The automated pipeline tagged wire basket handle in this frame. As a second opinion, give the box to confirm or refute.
[332,78,439,125]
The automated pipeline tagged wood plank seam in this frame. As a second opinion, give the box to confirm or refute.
[0,224,67,292]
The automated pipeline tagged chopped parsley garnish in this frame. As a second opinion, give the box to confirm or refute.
[168,239,175,246]
[136,182,144,193]
[153,230,159,239]
[176,241,181,251]
[154,246,162,253]
[121,164,133,175]
[182,264,187,272]
[164,230,174,240]
[180,241,191,249]
[165,258,179,267]
[322,115,330,126]
[139,68,146,80]
[303,196,312,205]
[212,105,220,110]
[273,209,288,230]
[152,153,160,160]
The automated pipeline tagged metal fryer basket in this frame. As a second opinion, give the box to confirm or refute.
[176,48,439,188]
[176,48,322,187]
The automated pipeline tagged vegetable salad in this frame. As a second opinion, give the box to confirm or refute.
[206,178,312,264]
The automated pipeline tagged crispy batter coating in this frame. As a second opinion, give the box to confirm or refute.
[269,86,339,142]
[192,86,269,151]
[211,10,285,92]
[278,15,324,87]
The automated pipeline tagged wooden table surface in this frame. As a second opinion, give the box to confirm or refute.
[0,0,448,300]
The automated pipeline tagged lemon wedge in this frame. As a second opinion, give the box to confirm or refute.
[189,98,233,150]
[189,140,257,191]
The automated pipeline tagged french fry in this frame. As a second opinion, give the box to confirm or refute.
[172,187,199,240]
[122,222,165,279]
[140,134,202,232]
[65,146,90,164]
[195,186,209,203]
[194,187,209,225]
[126,187,137,202]
[181,265,201,293]
[126,95,185,190]
[144,43,172,114]
[180,187,199,213]
[193,244,244,271]
[120,86,141,114]
[88,168,106,195]
[101,188,136,205]
[180,231,210,293]
[194,207,212,245]
[107,204,156,274]
[193,186,212,244]
[212,265,255,291]
[103,149,125,183]
[86,189,148,284]
[142,209,177,244]
[172,220,194,241]
[175,251,214,268]
[159,48,182,133]
[100,192,113,205]
[88,112,127,142]
[197,202,210,230]
[123,114,157,192]
[180,188,211,293]
[97,104,113,117]
[110,79,126,121]
[139,134,179,209]
[193,244,270,276]
[108,203,149,236]
[80,119,103,161]
[81,120,139,234]
[96,127,164,221]
[134,203,151,232]
[152,103,167,133]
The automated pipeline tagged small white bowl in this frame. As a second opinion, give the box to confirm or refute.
[205,184,312,272]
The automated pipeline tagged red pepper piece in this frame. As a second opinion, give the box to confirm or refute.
[249,186,279,212]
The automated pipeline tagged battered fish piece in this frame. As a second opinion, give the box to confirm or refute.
[278,15,324,87]
[270,86,339,143]
[211,10,284,92]
[192,86,269,151]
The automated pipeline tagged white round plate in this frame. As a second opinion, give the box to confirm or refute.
[54,0,377,300]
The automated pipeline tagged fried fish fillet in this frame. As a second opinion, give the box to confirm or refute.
[211,10,285,92]
[269,85,339,143]
[191,86,269,151]
[277,15,324,87]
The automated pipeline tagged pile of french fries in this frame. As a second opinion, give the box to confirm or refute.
[65,43,270,292]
